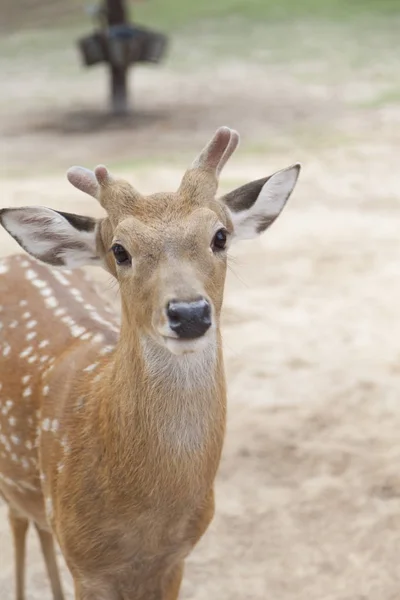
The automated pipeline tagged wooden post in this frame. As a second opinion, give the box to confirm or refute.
[105,0,130,115]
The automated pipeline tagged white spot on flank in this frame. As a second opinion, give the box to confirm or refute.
[45,297,58,309]
[92,333,105,344]
[62,316,75,327]
[22,375,31,385]
[27,355,38,364]
[38,340,49,349]
[32,279,47,289]
[2,344,11,357]
[42,386,49,396]
[40,355,50,363]
[23,387,32,398]
[20,347,33,358]
[22,312,31,319]
[9,320,19,329]
[0,263,9,274]
[26,320,38,329]
[25,269,37,281]
[83,363,98,373]
[52,271,69,286]
[54,308,66,317]
[71,288,84,301]
[19,300,28,307]
[100,345,115,356]
[26,331,37,341]
[42,418,51,431]
[21,458,30,470]
[89,311,119,333]
[10,434,20,445]
[0,434,11,451]
[40,287,52,297]
[42,365,54,378]
[51,419,59,433]
[71,325,86,338]
[25,440,33,450]
[9,416,17,426]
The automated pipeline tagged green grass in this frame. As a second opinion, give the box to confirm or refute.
[2,0,399,70]
[4,0,400,36]
[133,0,400,31]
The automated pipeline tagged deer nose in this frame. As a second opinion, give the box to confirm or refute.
[166,298,212,339]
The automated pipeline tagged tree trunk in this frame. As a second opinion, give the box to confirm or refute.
[105,0,130,115]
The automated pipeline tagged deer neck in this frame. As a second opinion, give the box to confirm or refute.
[96,316,226,460]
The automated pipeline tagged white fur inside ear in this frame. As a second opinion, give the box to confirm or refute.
[230,164,300,241]
[1,207,99,268]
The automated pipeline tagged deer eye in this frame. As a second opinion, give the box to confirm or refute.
[211,228,228,252]
[111,243,131,266]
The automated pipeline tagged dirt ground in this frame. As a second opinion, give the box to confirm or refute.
[1,11,400,600]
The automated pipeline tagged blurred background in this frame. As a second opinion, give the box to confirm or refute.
[1,1,400,598]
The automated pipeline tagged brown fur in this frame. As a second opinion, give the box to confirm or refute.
[0,127,300,599]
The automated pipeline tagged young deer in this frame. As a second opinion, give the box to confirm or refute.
[0,127,300,600]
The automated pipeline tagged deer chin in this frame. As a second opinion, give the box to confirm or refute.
[162,333,213,356]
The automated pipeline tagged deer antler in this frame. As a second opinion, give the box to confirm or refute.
[67,165,115,200]
[191,126,240,176]
[67,165,141,220]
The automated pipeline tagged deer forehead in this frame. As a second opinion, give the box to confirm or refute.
[100,177,227,221]
[111,203,229,248]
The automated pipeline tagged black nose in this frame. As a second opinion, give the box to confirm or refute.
[167,298,212,339]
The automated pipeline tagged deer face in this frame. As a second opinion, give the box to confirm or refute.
[98,194,231,355]
[0,128,300,355]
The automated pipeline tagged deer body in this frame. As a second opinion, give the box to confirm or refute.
[0,127,300,599]
[1,254,224,598]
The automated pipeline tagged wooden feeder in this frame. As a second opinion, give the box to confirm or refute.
[76,0,169,115]
[140,29,168,64]
[107,25,145,68]
[78,25,168,68]
[78,31,107,67]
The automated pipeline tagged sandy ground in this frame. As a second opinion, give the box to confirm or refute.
[2,15,400,599]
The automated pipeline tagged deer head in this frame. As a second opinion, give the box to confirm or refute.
[0,127,300,355]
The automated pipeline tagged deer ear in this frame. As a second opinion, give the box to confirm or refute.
[221,164,300,241]
[0,207,100,268]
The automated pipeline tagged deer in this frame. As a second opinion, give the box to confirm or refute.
[0,126,300,600]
